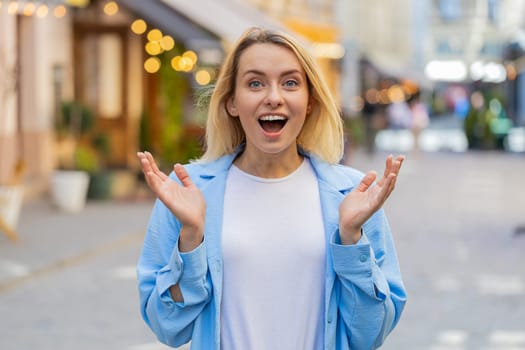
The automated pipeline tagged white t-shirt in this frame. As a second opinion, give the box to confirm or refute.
[220,158,326,350]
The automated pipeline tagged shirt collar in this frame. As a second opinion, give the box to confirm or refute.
[193,144,357,193]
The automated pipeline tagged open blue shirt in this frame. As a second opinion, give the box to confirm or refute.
[137,149,406,349]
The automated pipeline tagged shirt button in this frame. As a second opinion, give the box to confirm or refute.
[327,317,332,323]
[359,254,368,263]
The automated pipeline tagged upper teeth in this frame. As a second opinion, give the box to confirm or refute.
[259,115,286,121]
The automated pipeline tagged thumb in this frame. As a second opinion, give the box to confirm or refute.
[173,164,194,188]
[355,171,377,192]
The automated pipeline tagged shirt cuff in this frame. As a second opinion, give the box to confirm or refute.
[331,230,388,300]
[331,229,373,275]
[156,240,207,304]
[179,240,208,282]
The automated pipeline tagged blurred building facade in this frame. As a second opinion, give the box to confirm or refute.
[1,0,524,199]
[244,0,344,103]
[335,0,525,135]
[0,0,314,198]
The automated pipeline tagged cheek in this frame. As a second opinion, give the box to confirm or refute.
[234,94,259,113]
[295,96,311,116]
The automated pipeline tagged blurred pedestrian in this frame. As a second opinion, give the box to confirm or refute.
[385,99,412,130]
[136,27,406,350]
[362,96,379,154]
[407,91,429,152]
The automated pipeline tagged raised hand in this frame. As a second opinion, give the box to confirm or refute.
[137,151,206,251]
[338,155,404,245]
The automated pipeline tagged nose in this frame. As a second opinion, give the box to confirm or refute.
[264,84,284,108]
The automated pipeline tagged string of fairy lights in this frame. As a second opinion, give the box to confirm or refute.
[0,0,215,85]
[0,0,96,17]
[130,18,215,85]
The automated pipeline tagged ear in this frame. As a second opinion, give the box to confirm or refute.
[226,97,239,117]
[306,97,314,115]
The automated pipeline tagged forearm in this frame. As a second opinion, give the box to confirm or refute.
[338,280,399,349]
[331,224,406,347]
[169,284,184,303]
[178,225,204,253]
[339,227,362,245]
[139,239,212,345]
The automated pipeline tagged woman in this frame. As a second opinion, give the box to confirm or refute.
[137,27,406,350]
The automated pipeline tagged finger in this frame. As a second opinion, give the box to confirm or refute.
[392,155,405,175]
[144,151,168,181]
[386,172,398,197]
[383,154,393,178]
[144,151,160,173]
[137,152,154,175]
[376,172,396,203]
[385,158,404,196]
[377,154,395,187]
[379,155,404,187]
[140,161,160,189]
[174,164,194,188]
[386,157,404,192]
[355,171,377,192]
[137,152,166,192]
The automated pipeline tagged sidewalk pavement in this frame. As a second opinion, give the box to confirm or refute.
[2,149,525,349]
[0,196,154,287]
[0,196,183,350]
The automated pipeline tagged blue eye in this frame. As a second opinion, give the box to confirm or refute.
[249,81,262,88]
[284,80,298,87]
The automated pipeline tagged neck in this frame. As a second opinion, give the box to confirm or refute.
[234,148,304,178]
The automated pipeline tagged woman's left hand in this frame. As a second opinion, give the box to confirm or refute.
[338,155,405,245]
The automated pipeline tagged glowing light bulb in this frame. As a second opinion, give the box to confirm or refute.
[36,4,49,18]
[54,5,67,18]
[144,57,161,73]
[195,70,211,85]
[131,19,147,35]
[103,1,118,16]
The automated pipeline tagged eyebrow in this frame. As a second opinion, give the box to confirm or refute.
[241,69,303,78]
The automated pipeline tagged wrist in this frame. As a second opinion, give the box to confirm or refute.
[179,225,204,252]
[339,227,362,245]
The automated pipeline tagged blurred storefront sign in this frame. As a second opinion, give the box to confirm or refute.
[159,0,289,46]
[65,0,90,7]
[424,59,509,83]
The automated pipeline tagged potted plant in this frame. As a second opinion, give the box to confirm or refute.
[51,101,99,212]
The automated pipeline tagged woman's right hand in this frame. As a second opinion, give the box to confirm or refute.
[137,151,206,251]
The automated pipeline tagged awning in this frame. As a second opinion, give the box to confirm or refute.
[159,0,300,45]
[117,0,222,51]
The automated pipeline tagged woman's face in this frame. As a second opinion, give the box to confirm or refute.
[227,43,310,160]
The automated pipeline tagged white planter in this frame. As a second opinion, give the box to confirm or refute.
[50,170,90,212]
[0,185,24,229]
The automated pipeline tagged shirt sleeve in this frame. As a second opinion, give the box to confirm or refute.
[137,199,212,347]
[330,208,407,349]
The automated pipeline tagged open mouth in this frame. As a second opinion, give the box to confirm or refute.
[258,115,287,133]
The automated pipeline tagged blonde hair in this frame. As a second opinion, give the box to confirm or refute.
[199,27,344,164]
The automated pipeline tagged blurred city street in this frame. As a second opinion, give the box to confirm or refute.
[1,0,525,349]
[1,148,524,350]
[351,149,525,350]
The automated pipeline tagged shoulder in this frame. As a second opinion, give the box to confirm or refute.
[307,155,364,191]
[331,162,365,182]
[169,153,236,185]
